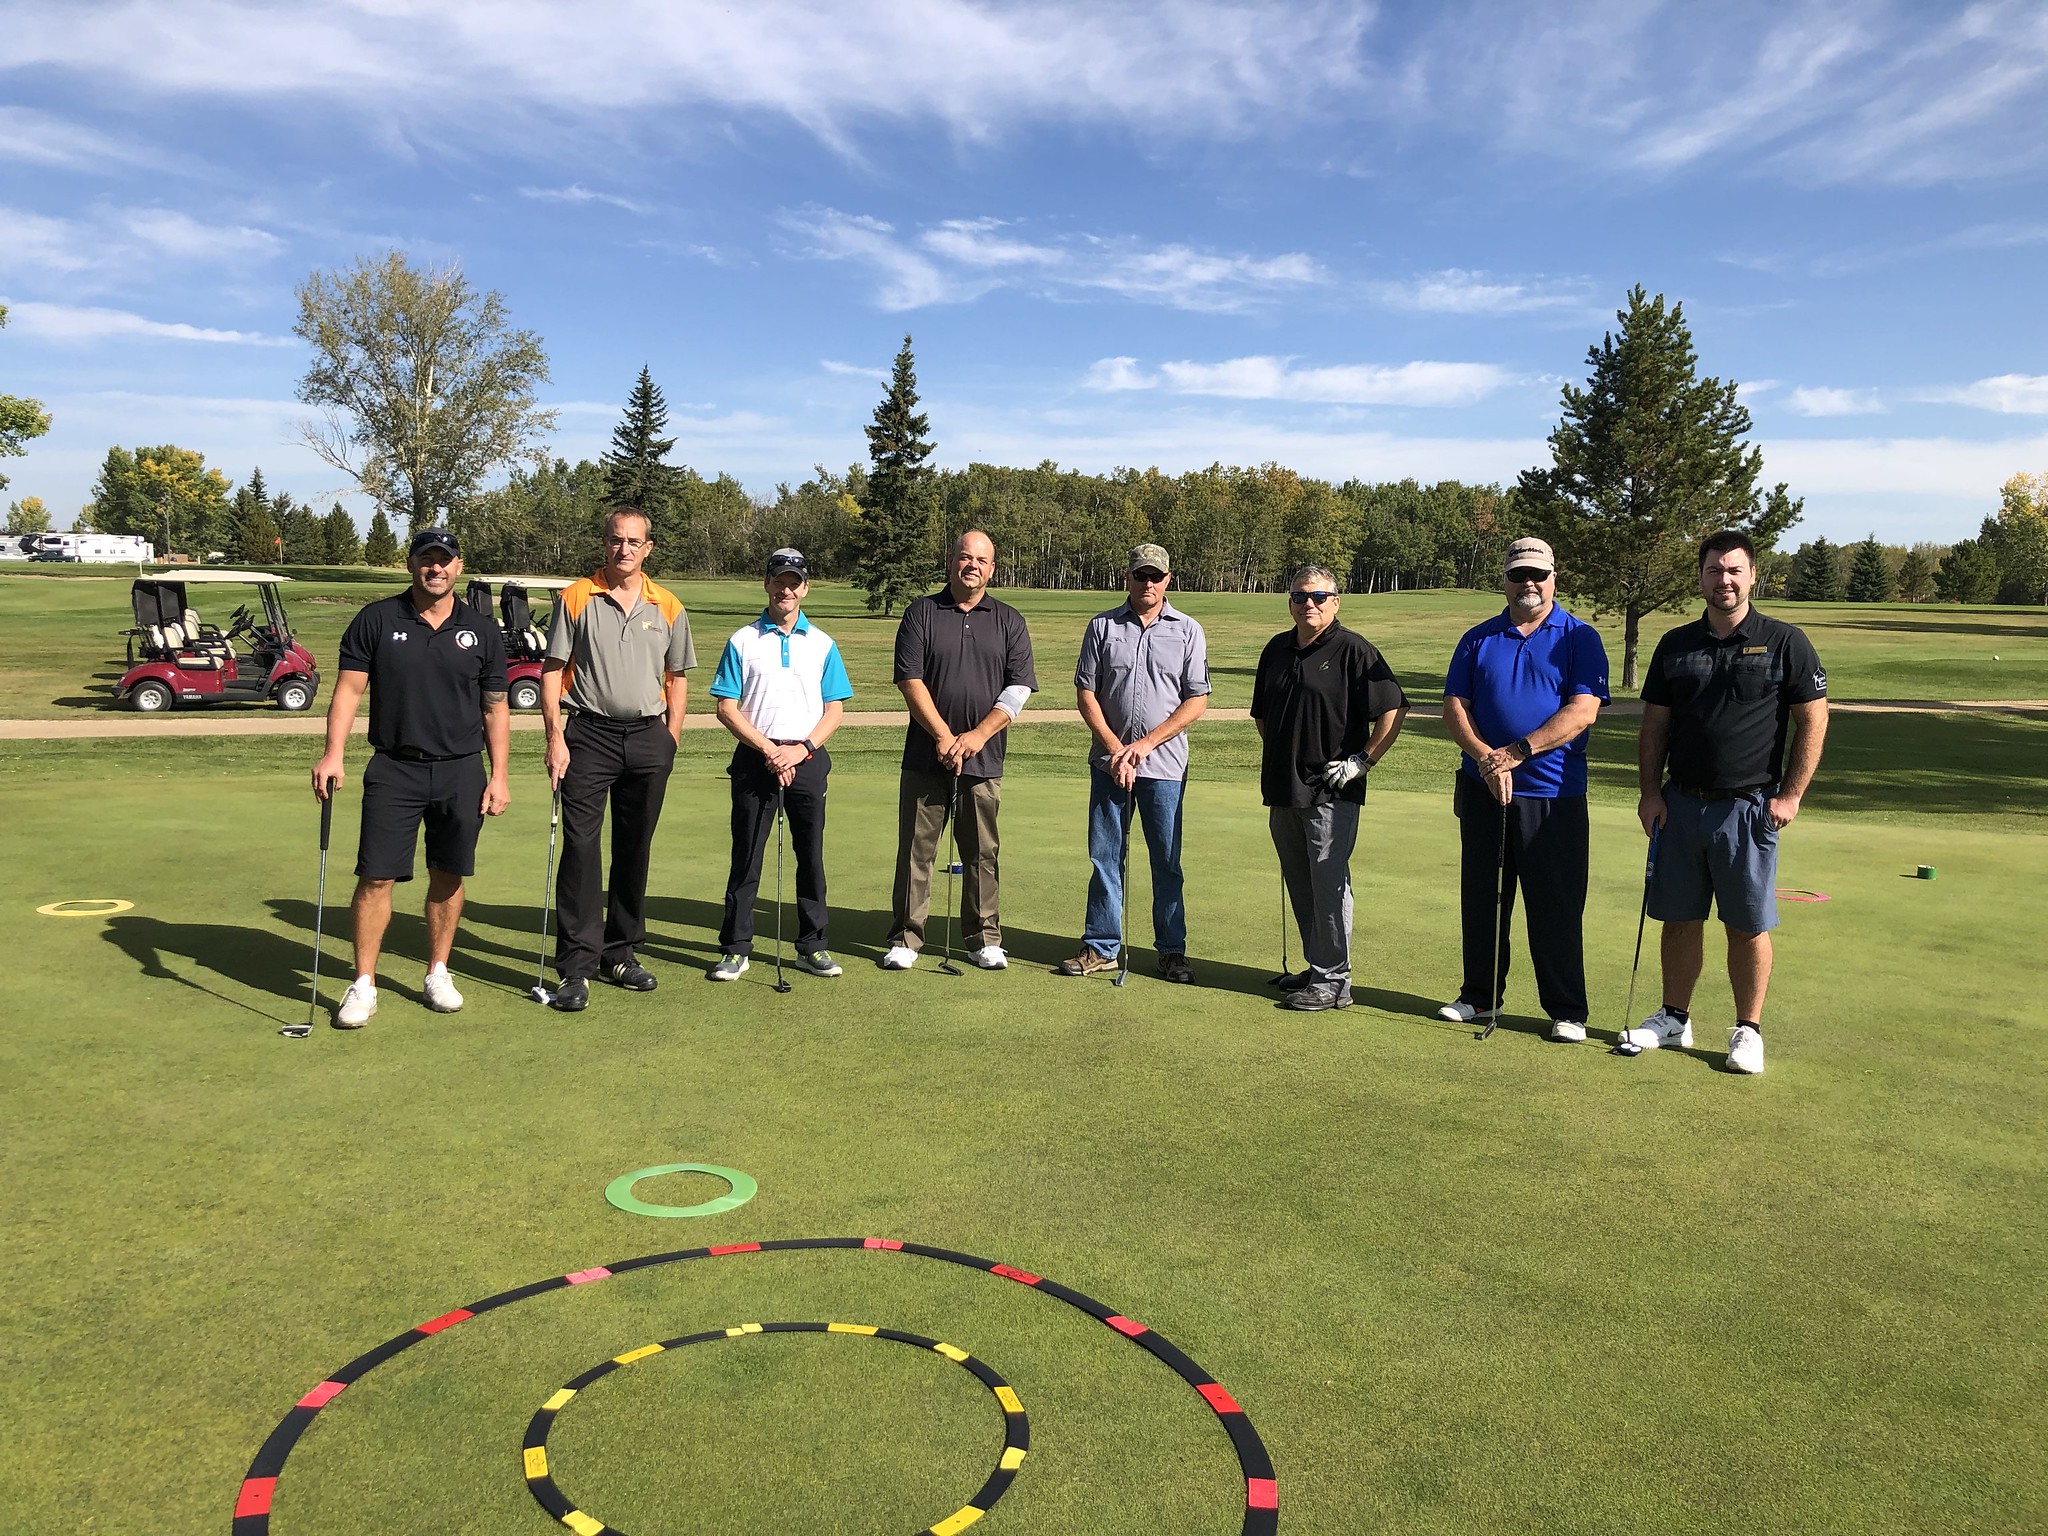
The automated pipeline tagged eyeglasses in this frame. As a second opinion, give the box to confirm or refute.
[1506,568,1552,584]
[1288,590,1337,605]
[1129,569,1167,583]
[604,536,648,550]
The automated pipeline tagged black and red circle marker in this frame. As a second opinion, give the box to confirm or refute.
[231,1237,1279,1534]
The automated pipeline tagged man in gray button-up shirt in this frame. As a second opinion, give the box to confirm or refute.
[1061,542,1211,984]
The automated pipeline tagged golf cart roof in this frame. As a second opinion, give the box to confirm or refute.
[471,575,574,590]
[137,570,293,584]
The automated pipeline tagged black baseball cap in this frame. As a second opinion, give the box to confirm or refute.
[765,547,808,578]
[409,526,460,559]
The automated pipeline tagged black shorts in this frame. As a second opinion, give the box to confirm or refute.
[356,752,486,881]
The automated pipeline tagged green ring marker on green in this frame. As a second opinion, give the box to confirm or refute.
[604,1163,758,1219]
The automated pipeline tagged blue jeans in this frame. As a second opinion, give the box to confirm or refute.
[1083,770,1188,958]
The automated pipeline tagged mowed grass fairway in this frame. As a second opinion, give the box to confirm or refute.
[4,672,2044,1534]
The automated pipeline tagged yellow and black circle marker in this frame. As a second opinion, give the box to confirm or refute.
[523,1320,1030,1536]
[233,1237,1278,1535]
[35,899,135,918]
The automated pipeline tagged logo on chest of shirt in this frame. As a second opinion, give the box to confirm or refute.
[455,629,477,649]
[641,619,658,632]
[391,631,409,643]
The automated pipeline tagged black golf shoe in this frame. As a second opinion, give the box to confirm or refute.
[1281,980,1353,1012]
[1268,969,1312,992]
[549,977,590,1012]
[604,960,657,992]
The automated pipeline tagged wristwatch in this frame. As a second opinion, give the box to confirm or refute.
[801,738,819,758]
[1511,737,1534,762]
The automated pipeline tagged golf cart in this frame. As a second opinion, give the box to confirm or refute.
[115,571,321,713]
[464,576,572,710]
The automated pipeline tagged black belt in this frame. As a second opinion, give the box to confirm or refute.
[381,746,473,763]
[1672,782,1770,802]
[570,712,661,730]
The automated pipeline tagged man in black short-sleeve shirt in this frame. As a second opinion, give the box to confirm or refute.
[311,526,511,1029]
[1624,529,1829,1075]
[1250,565,1409,1011]
[882,529,1037,971]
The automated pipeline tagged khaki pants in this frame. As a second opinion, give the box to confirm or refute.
[890,770,1002,951]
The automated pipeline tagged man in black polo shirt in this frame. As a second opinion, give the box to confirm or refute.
[1250,564,1410,1012]
[1624,529,1829,1075]
[882,528,1037,971]
[311,526,510,1029]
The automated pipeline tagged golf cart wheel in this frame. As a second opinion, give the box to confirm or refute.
[275,678,314,712]
[129,681,174,713]
[509,678,541,711]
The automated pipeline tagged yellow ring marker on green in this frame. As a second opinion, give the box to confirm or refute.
[603,1163,757,1219]
[37,899,135,918]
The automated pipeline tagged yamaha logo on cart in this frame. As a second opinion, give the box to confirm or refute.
[456,629,478,649]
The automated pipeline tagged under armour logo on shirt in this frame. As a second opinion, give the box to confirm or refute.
[391,631,409,642]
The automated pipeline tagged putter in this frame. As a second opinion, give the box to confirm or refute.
[1614,824,1663,1056]
[936,772,963,976]
[281,788,334,1038]
[1477,800,1509,1041]
[527,787,560,1004]
[1112,777,1134,989]
[771,787,792,994]
[1271,871,1292,986]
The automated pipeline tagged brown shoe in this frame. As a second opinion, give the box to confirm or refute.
[1057,947,1117,977]
[1156,952,1195,985]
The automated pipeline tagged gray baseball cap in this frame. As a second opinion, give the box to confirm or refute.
[765,547,809,578]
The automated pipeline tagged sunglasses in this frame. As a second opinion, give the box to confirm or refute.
[1129,569,1168,583]
[1288,590,1337,605]
[1506,568,1552,584]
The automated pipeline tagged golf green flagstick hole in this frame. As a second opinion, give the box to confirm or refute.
[522,1321,1030,1536]
[36,898,135,918]
[604,1163,758,1219]
[230,1237,1277,1536]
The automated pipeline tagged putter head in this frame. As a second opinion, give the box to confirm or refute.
[773,979,793,994]
[937,960,962,977]
[527,983,554,1005]
[278,1022,311,1039]
[1612,1038,1645,1057]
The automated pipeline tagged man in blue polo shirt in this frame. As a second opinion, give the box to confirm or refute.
[1438,537,1611,1040]
[707,548,854,981]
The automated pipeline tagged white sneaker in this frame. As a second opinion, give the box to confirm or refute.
[1621,1006,1693,1052]
[1436,999,1493,1024]
[334,980,378,1029]
[971,945,1008,970]
[880,945,917,971]
[1726,1024,1765,1074]
[423,969,464,1013]
[1546,1020,1587,1043]
[708,952,749,982]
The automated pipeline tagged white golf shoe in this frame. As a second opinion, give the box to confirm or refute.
[1725,1024,1765,1074]
[334,980,378,1029]
[423,969,464,1013]
[1436,999,1494,1024]
[879,945,917,970]
[971,945,1008,970]
[1621,1006,1693,1052]
[1546,1020,1587,1043]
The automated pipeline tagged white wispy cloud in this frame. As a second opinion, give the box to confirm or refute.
[820,359,888,381]
[1372,267,1590,316]
[0,301,292,346]
[1923,374,2048,415]
[783,207,1322,312]
[518,185,652,214]
[0,204,285,284]
[1086,355,1513,407]
[1787,385,1885,417]
[0,106,163,171]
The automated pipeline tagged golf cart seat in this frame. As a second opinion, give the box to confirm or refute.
[500,583,546,659]
[181,606,231,656]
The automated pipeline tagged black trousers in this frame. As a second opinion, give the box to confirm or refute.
[555,714,676,979]
[720,746,831,954]
[1455,776,1591,1022]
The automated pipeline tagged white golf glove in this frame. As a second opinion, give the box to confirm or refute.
[1321,754,1368,790]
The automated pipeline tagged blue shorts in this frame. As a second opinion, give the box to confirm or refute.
[1647,784,1779,933]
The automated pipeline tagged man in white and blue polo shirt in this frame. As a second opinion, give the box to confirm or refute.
[707,548,853,981]
[1438,537,1610,1041]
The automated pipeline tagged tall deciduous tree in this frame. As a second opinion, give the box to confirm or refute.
[6,495,50,535]
[1517,286,1800,688]
[294,251,556,532]
[89,443,233,557]
[602,366,684,556]
[363,507,401,567]
[0,305,53,496]
[1846,535,1893,601]
[855,335,939,615]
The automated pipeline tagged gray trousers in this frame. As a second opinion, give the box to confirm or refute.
[1269,801,1360,983]
[890,770,1003,951]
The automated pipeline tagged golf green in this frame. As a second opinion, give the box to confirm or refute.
[3,718,2042,1533]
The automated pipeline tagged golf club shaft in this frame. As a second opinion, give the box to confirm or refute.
[774,787,790,991]
[939,771,962,973]
[1480,797,1509,1039]
[1114,775,1133,987]
[534,789,560,994]
[1622,825,1661,1031]
[300,791,333,1034]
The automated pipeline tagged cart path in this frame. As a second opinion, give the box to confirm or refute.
[3,698,2045,740]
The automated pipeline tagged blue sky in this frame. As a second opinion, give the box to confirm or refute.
[3,0,2045,545]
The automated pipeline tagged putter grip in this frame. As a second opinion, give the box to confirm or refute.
[319,792,333,851]
[1645,824,1660,879]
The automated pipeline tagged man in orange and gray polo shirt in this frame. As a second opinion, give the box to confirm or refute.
[540,506,697,1012]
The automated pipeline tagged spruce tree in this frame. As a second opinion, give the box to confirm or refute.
[855,335,939,616]
[364,507,401,566]
[231,467,281,564]
[1894,546,1935,603]
[602,366,684,559]
[1517,287,1800,688]
[1846,535,1893,602]
[1789,537,1844,601]
[322,503,364,564]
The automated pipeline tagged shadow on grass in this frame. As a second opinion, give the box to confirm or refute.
[102,914,301,1026]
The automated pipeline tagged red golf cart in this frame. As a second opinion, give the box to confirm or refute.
[464,576,571,710]
[116,571,321,713]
